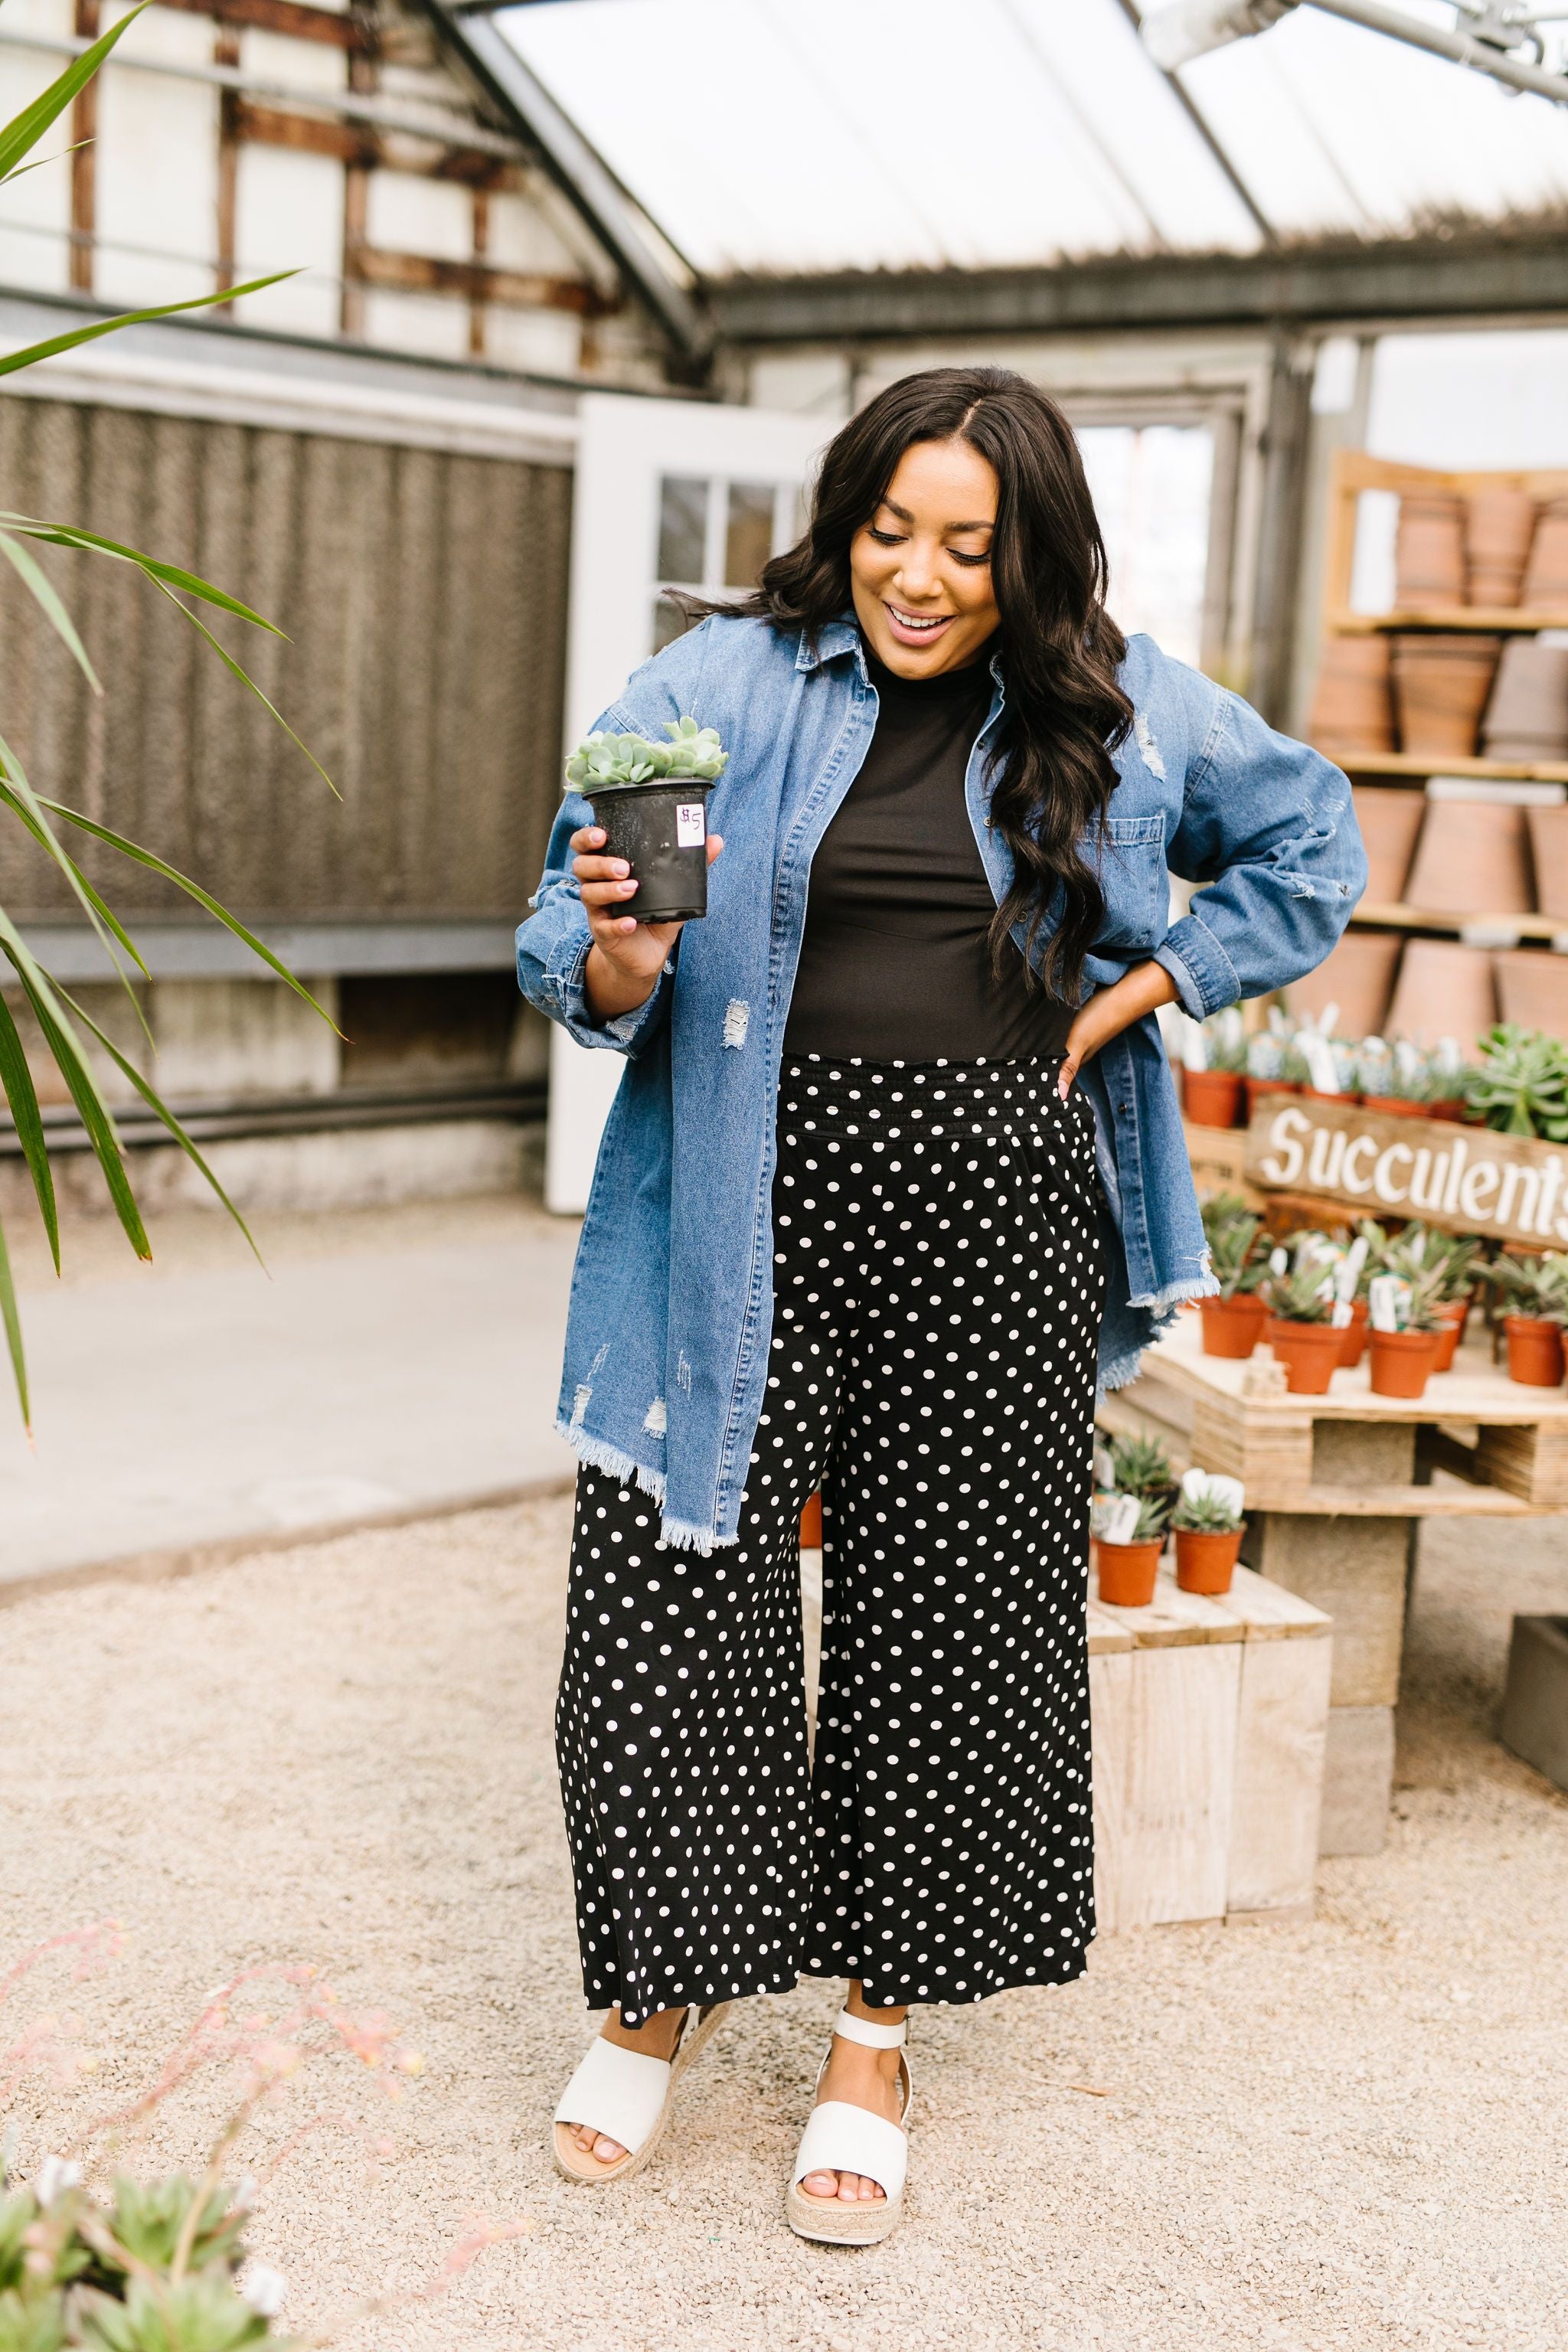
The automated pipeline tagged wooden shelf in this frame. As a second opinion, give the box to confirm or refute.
[1349,900,1568,946]
[1329,606,1568,635]
[1334,750,1568,782]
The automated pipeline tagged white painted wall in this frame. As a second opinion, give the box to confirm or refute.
[1367,328,1568,471]
[0,0,74,296]
[96,1,218,307]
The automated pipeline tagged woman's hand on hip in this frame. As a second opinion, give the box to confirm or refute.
[572,825,724,1024]
[1058,959,1179,1098]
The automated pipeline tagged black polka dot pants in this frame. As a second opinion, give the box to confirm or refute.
[557,1053,1106,2029]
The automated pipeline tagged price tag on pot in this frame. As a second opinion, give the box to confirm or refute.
[675,802,706,848]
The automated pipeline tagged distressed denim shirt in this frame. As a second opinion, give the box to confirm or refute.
[516,613,1364,1552]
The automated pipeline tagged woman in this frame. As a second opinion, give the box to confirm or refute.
[517,367,1363,2243]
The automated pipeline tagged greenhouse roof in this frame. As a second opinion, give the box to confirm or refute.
[492,0,1568,283]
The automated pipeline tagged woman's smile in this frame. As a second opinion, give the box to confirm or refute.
[882,601,958,647]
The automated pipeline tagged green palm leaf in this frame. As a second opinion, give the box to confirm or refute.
[0,991,60,1272]
[0,5,145,181]
[0,531,100,689]
[37,799,338,1026]
[1,516,284,634]
[0,1211,28,1433]
[0,273,298,383]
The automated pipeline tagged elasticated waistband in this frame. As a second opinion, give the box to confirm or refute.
[776,1050,1073,1144]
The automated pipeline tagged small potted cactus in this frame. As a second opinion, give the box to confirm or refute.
[1482,1252,1568,1386]
[1103,1428,1176,1514]
[1365,1266,1447,1400]
[1172,1469,1247,1595]
[565,714,729,923]
[1199,1193,1269,1358]
[1359,1037,1437,1120]
[1263,1253,1342,1394]
[1181,1009,1247,1129]
[1092,1490,1171,1609]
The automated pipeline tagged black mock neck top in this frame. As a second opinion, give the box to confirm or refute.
[782,641,1073,1063]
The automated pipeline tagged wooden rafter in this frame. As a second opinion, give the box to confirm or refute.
[348,243,612,316]
[151,0,376,50]
[230,96,521,186]
[69,0,98,292]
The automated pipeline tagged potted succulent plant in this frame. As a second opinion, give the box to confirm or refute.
[1092,1489,1171,1609]
[1103,1429,1176,1513]
[1482,1252,1568,1386]
[1171,1469,1247,1595]
[1463,1024,1568,1142]
[1182,1010,1248,1129]
[1263,1254,1343,1394]
[1244,1024,1307,1116]
[1365,1266,1448,1400]
[564,715,729,923]
[1358,1038,1439,1120]
[1199,1194,1270,1357]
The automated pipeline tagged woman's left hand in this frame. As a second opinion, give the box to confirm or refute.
[1058,960,1181,1099]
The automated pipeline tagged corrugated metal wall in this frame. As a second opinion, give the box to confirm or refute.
[0,399,572,920]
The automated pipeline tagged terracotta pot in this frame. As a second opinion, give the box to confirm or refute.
[1200,1292,1269,1359]
[1337,1297,1370,1367]
[1174,1524,1246,1596]
[1309,635,1395,758]
[1465,488,1537,608]
[1183,1067,1244,1129]
[1427,1099,1468,1122]
[1432,1298,1469,1372]
[1391,634,1502,760]
[1521,496,1568,607]
[799,1490,822,1547]
[1358,1093,1425,1119]
[1494,948,1568,1036]
[1385,939,1498,1051]
[1095,1537,1165,1608]
[1527,805,1568,922]
[1404,795,1534,918]
[1267,1317,1342,1395]
[1396,494,1465,605]
[1352,785,1427,903]
[1481,639,1568,762]
[1504,1314,1566,1387]
[1368,1325,1442,1398]
[1285,929,1402,1040]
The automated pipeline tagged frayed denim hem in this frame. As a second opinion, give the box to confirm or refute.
[554,1419,739,1557]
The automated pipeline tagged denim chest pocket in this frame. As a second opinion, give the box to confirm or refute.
[1089,810,1168,952]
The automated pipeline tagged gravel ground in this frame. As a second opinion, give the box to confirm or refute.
[4,1494,1565,2352]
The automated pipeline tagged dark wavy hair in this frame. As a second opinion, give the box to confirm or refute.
[694,366,1132,1000]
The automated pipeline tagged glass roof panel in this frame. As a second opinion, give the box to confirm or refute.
[498,0,1568,276]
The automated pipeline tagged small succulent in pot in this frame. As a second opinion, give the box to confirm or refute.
[1263,1250,1341,1393]
[1264,1254,1336,1325]
[565,714,730,925]
[1172,1468,1246,1593]
[1463,1024,1568,1142]
[1200,1193,1267,1301]
[1092,1488,1171,1606]
[1484,1250,1568,1385]
[1103,1429,1174,1504]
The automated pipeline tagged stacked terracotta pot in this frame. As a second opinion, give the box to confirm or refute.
[1390,634,1502,760]
[1522,496,1568,606]
[1308,636,1394,761]
[1482,639,1568,763]
[1466,489,1537,608]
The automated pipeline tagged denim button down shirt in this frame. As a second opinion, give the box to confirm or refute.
[517,613,1364,1552]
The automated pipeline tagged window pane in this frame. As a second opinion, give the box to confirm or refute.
[652,593,694,655]
[657,475,708,584]
[725,479,776,588]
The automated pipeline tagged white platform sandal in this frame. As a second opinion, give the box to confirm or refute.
[551,2002,730,2184]
[786,2011,912,2246]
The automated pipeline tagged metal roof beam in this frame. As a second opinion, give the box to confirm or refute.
[709,234,1568,345]
[416,0,711,364]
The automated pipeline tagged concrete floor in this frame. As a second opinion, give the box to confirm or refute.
[0,1193,577,1588]
[3,1491,1564,2352]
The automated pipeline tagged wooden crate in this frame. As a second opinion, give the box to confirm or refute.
[801,1549,1330,1934]
[1089,1564,1330,1930]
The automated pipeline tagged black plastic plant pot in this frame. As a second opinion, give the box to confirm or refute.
[586,778,712,923]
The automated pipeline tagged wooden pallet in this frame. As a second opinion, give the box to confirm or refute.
[1109,1306,1568,1513]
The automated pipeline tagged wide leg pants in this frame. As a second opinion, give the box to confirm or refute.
[556,1053,1106,2029]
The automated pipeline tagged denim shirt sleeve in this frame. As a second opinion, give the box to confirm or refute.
[514,619,717,1056]
[1153,671,1367,1021]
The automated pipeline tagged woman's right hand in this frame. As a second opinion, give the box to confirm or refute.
[571,825,724,1024]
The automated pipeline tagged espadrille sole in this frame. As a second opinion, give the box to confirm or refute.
[551,2001,730,2185]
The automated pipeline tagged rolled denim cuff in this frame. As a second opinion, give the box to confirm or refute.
[537,921,670,1054]
[1155,914,1241,1024]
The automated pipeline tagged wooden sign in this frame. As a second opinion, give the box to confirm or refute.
[1243,1096,1568,1247]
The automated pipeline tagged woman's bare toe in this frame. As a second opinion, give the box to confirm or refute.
[843,2171,884,2203]
[801,2168,840,2200]
[567,2121,626,2165]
